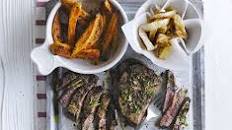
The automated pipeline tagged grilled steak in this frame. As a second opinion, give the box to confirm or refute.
[56,72,98,121]
[156,70,191,130]
[79,86,104,130]
[66,83,96,122]
[159,88,188,128]
[162,70,177,113]
[59,84,80,108]
[111,59,161,126]
[172,97,190,130]
[57,71,97,91]
[58,73,98,108]
[95,92,111,130]
[106,102,118,130]
[57,72,79,91]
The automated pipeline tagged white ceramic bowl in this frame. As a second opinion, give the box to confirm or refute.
[122,0,204,71]
[31,0,129,75]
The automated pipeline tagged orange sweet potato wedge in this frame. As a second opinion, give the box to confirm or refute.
[71,13,105,58]
[50,41,72,58]
[101,0,113,14]
[101,12,119,56]
[75,49,100,60]
[67,3,89,48]
[52,13,62,42]
[61,0,77,8]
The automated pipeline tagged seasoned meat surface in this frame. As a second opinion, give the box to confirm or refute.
[79,86,104,130]
[57,71,97,91]
[57,71,98,121]
[173,98,190,130]
[65,82,95,122]
[110,59,161,125]
[159,88,188,128]
[162,70,177,113]
[96,92,111,130]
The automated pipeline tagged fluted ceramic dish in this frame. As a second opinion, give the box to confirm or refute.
[122,0,205,72]
[31,0,129,75]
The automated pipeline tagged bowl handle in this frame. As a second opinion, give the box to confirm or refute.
[31,45,58,75]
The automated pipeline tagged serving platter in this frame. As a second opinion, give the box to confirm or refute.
[33,0,204,130]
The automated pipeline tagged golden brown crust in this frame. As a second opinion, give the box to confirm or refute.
[50,42,72,58]
[101,0,113,13]
[74,49,100,60]
[52,13,62,42]
[101,12,119,56]
[61,0,77,8]
[71,13,105,58]
[67,3,89,48]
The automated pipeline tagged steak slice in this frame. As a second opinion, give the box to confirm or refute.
[58,73,98,108]
[65,82,96,122]
[79,86,104,130]
[172,97,190,130]
[66,74,98,121]
[58,83,81,108]
[113,59,161,126]
[106,101,118,130]
[57,71,97,91]
[159,88,188,128]
[162,70,177,113]
[57,72,79,91]
[95,92,111,130]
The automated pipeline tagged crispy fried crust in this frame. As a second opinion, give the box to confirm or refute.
[71,13,105,58]
[50,41,71,58]
[101,12,119,56]
[75,49,100,60]
[52,13,62,42]
[67,3,89,48]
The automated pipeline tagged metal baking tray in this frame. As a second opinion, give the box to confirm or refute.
[43,0,205,129]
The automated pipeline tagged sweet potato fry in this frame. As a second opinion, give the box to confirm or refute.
[68,3,89,48]
[61,0,77,8]
[74,49,100,60]
[52,13,62,42]
[101,0,113,14]
[50,41,72,58]
[71,13,105,58]
[101,12,119,56]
